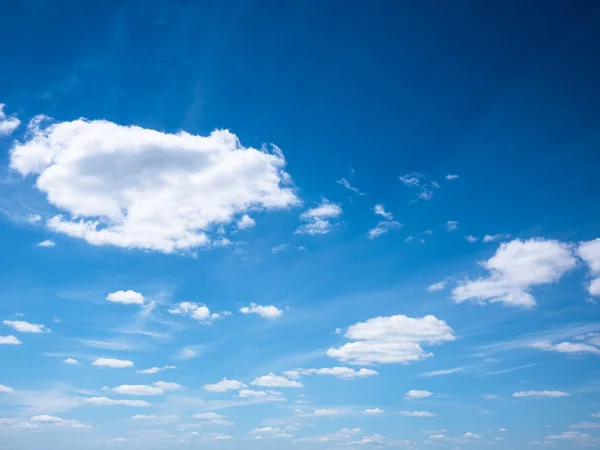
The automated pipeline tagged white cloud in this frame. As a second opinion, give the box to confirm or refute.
[30,415,90,429]
[571,421,600,429]
[529,340,600,355]
[251,373,303,388]
[0,385,14,393]
[482,394,499,399]
[136,365,177,374]
[109,382,182,395]
[465,235,478,243]
[446,221,459,231]
[239,303,283,319]
[175,345,202,360]
[3,320,50,333]
[85,397,150,407]
[10,118,298,253]
[445,174,459,180]
[513,390,570,398]
[367,221,402,239]
[546,431,593,443]
[452,238,577,308]
[37,239,56,247]
[464,432,481,439]
[106,290,145,305]
[0,104,20,135]
[271,244,290,254]
[168,302,226,323]
[64,358,80,365]
[132,415,155,420]
[236,214,256,230]
[427,280,447,292]
[327,314,455,365]
[92,358,134,368]
[283,367,378,380]
[193,412,225,420]
[578,238,600,296]
[399,172,423,187]
[204,378,247,392]
[295,200,342,235]
[26,214,42,224]
[373,204,393,220]
[363,408,384,415]
[405,390,433,400]
[483,233,511,243]
[337,178,365,195]
[421,367,464,377]
[0,335,21,345]
[398,411,436,417]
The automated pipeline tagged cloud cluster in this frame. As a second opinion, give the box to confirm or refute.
[168,302,229,323]
[327,314,455,365]
[10,118,298,253]
[295,200,342,235]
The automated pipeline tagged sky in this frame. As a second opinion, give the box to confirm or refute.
[1,0,600,449]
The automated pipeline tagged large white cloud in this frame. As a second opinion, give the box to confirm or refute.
[106,290,145,305]
[327,314,455,365]
[453,238,577,308]
[10,118,299,253]
[578,238,600,296]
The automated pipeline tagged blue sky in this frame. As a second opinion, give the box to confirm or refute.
[1,1,600,448]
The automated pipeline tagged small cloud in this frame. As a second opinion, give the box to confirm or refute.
[482,394,499,399]
[398,410,436,417]
[465,235,478,243]
[446,221,459,231]
[240,303,283,319]
[0,103,21,136]
[168,302,227,324]
[251,373,303,388]
[483,233,511,243]
[237,214,256,230]
[399,172,424,187]
[0,335,22,345]
[373,204,393,220]
[92,358,134,369]
[136,365,177,374]
[37,239,56,247]
[106,290,145,305]
[26,214,42,224]
[445,174,459,180]
[367,221,403,239]
[404,236,414,242]
[3,320,50,333]
[271,244,290,254]
[175,345,202,360]
[363,408,384,415]
[295,200,342,236]
[204,378,247,392]
[464,432,481,439]
[421,367,463,377]
[337,178,365,195]
[513,390,570,398]
[405,390,433,400]
[64,358,81,365]
[427,280,447,292]
[0,384,15,393]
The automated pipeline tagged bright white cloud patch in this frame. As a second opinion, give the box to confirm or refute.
[37,239,56,247]
[169,302,226,323]
[236,214,256,230]
[109,382,182,395]
[465,235,478,243]
[92,358,134,368]
[0,335,21,345]
[363,408,384,415]
[373,204,393,220]
[84,397,150,407]
[445,174,459,180]
[63,358,80,365]
[513,390,570,397]
[251,373,303,388]
[295,200,342,235]
[136,365,176,374]
[0,384,14,393]
[453,238,577,308]
[10,118,298,253]
[483,233,511,243]
[204,378,247,392]
[578,238,600,296]
[0,104,20,135]
[3,320,50,333]
[405,390,433,400]
[106,290,145,305]
[367,221,403,239]
[327,314,455,365]
[239,303,283,319]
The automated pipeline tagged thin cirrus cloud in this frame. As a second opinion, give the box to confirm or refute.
[529,340,600,355]
[513,390,570,398]
[337,178,365,196]
[367,221,403,240]
[427,280,447,292]
[136,365,177,374]
[327,314,455,365]
[282,367,378,380]
[3,320,50,333]
[9,116,299,254]
[239,303,283,319]
[295,200,342,236]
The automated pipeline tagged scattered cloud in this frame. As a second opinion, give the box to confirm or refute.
[136,365,177,374]
[405,390,433,400]
[579,238,600,296]
[482,394,499,399]
[251,373,303,388]
[529,340,600,355]
[0,384,15,393]
[452,238,577,308]
[30,415,90,429]
[84,397,150,407]
[363,408,384,415]
[327,314,455,365]
[10,119,298,253]
[175,345,202,360]
[92,358,134,369]
[63,358,80,365]
[446,221,459,231]
[108,382,182,395]
[3,320,50,333]
[240,303,283,319]
[295,200,342,236]
[427,280,447,292]
[0,103,20,135]
[169,302,228,323]
[445,174,459,180]
[337,178,365,195]
[465,235,478,243]
[373,204,393,220]
[236,214,255,230]
[367,221,402,239]
[106,290,145,305]
[204,378,247,392]
[283,367,378,380]
[513,390,570,398]
[37,239,56,247]
[483,233,511,243]
[464,432,481,439]
[271,244,290,254]
[398,410,436,417]
[0,335,22,345]
[421,367,464,377]
[399,172,440,202]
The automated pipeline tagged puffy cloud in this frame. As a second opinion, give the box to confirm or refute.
[529,340,600,355]
[513,390,570,397]
[373,204,393,220]
[367,221,403,239]
[251,373,303,388]
[452,238,577,308]
[236,214,255,230]
[203,378,247,392]
[84,397,150,407]
[465,235,478,243]
[427,280,447,292]
[106,290,144,305]
[92,358,134,368]
[363,408,384,415]
[445,174,459,180]
[0,384,14,393]
[136,365,177,374]
[398,411,436,417]
[464,432,481,439]
[64,358,80,365]
[109,382,182,395]
[3,320,50,333]
[168,302,227,323]
[239,303,283,319]
[0,104,20,135]
[578,238,600,296]
[0,335,21,345]
[327,314,455,365]
[483,233,511,243]
[337,178,365,195]
[446,221,459,231]
[10,118,298,253]
[283,367,378,380]
[405,390,433,400]
[37,239,56,247]
[421,367,463,377]
[238,389,284,401]
[295,200,342,235]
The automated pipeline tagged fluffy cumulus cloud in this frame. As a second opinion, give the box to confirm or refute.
[295,200,342,235]
[513,390,570,398]
[30,415,90,429]
[168,302,228,323]
[578,238,600,296]
[37,239,56,247]
[92,358,134,368]
[0,103,20,135]
[236,214,256,230]
[0,384,15,393]
[203,378,247,392]
[251,373,303,388]
[446,220,459,231]
[108,382,182,395]
[405,390,433,400]
[239,303,283,319]
[106,290,145,305]
[363,408,384,414]
[0,335,22,345]
[367,221,403,239]
[327,314,455,365]
[10,118,298,253]
[452,238,577,308]
[3,320,50,333]
[64,358,80,365]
